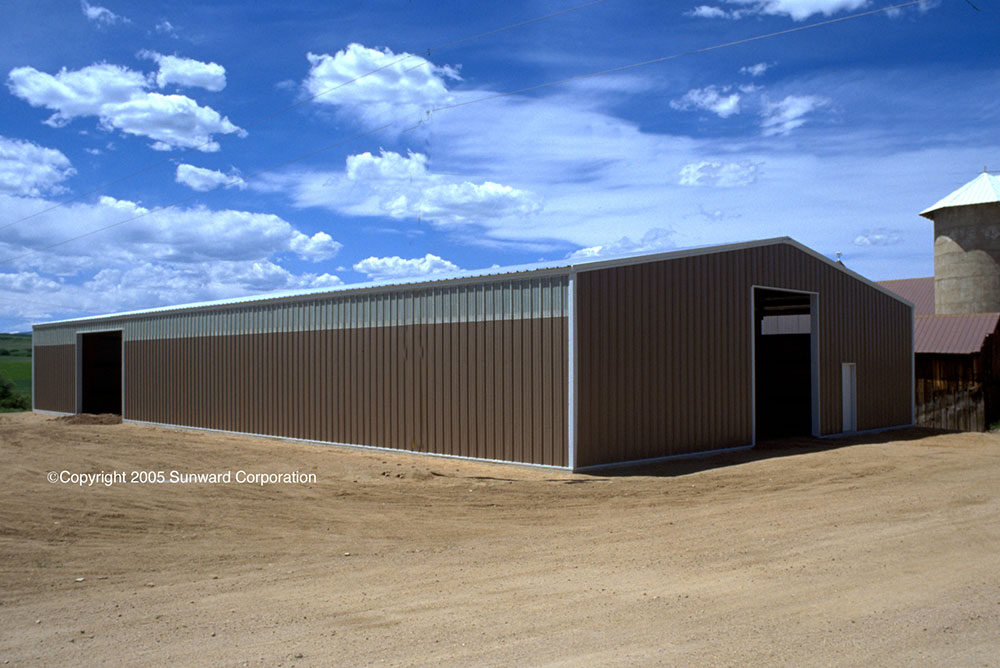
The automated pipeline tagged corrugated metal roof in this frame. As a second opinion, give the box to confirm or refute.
[914,313,999,354]
[920,172,1000,218]
[878,277,934,315]
[34,236,912,329]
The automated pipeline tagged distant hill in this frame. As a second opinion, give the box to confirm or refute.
[0,333,31,357]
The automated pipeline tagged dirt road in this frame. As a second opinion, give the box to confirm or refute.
[1,412,998,666]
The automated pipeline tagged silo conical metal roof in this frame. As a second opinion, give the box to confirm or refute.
[920,171,1000,218]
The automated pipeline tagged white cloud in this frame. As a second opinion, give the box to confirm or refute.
[0,193,343,327]
[747,0,869,20]
[671,86,741,118]
[155,20,178,37]
[741,62,771,77]
[104,93,243,151]
[353,253,460,280]
[303,44,461,128]
[7,64,146,123]
[679,160,762,187]
[760,94,828,135]
[345,149,429,181]
[698,204,727,221]
[568,228,675,261]
[670,80,825,136]
[260,149,543,227]
[415,182,541,225]
[0,193,341,272]
[139,51,226,91]
[853,229,901,246]
[276,54,999,291]
[175,163,246,192]
[290,231,340,262]
[7,63,243,151]
[0,271,63,293]
[0,135,76,197]
[687,5,748,18]
[80,1,128,26]
[77,261,342,312]
[691,0,871,20]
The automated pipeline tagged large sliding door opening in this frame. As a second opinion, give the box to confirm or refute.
[754,288,815,440]
[79,331,122,415]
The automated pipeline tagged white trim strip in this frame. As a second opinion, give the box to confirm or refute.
[566,271,578,470]
[30,339,35,411]
[911,306,916,426]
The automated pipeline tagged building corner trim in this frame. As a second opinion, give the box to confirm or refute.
[567,272,578,470]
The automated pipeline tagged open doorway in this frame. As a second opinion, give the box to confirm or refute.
[754,288,815,440]
[79,331,122,414]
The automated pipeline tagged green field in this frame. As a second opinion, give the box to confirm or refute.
[0,334,32,411]
[0,357,32,396]
[0,333,31,356]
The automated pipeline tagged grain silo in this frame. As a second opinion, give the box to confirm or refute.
[876,170,1000,431]
[920,171,1000,314]
[33,237,914,470]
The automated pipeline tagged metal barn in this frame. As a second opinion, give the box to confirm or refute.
[32,237,914,470]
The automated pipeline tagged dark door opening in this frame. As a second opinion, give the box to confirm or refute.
[754,289,813,440]
[80,331,122,414]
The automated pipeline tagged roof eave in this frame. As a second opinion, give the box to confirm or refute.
[33,235,912,329]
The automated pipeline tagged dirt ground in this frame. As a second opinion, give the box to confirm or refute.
[1,412,998,667]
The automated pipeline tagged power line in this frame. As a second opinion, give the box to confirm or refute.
[0,0,927,275]
[0,0,608,234]
[431,0,929,113]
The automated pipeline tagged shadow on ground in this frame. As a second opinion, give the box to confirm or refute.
[580,427,960,478]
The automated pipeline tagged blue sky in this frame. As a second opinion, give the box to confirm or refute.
[1,0,997,331]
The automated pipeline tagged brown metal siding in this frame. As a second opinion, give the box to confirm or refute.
[575,244,913,467]
[33,344,75,413]
[123,317,567,466]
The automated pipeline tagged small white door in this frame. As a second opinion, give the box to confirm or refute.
[842,363,857,433]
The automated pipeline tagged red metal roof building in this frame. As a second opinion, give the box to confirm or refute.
[879,169,1000,432]
[913,313,1000,355]
[878,277,934,316]
[878,277,1000,355]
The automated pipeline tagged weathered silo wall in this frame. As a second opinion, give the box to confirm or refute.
[932,202,1000,314]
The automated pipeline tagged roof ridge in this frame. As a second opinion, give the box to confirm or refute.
[920,172,1000,218]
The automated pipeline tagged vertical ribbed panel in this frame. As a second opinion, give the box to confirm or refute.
[575,244,913,467]
[123,320,568,466]
[116,276,569,467]
[104,277,568,342]
[32,344,75,412]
